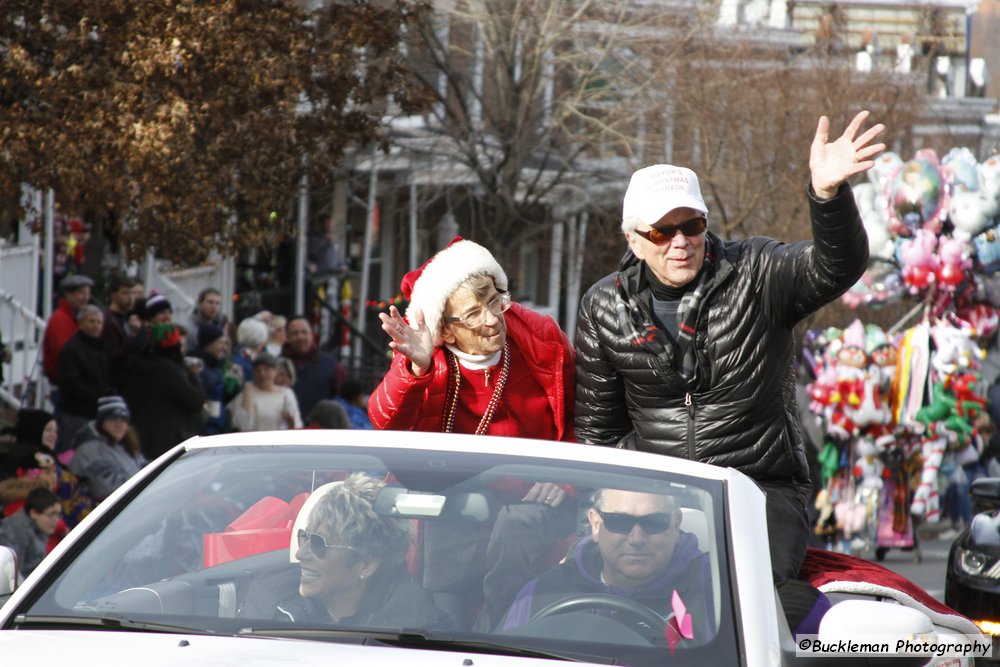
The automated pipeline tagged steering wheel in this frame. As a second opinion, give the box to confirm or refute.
[530,593,669,637]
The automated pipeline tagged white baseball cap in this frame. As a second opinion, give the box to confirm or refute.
[622,165,708,233]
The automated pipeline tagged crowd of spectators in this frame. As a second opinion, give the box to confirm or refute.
[0,268,371,576]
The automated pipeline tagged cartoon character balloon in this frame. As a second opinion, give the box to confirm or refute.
[936,237,971,291]
[942,147,981,194]
[898,229,939,294]
[979,154,1000,207]
[949,189,997,241]
[886,152,949,237]
[853,182,894,259]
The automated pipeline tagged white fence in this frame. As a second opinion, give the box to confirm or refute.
[0,244,45,410]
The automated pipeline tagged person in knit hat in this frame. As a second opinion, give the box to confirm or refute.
[368,236,576,627]
[69,395,146,501]
[124,323,205,460]
[142,293,173,324]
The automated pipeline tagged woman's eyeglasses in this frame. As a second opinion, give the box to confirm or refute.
[297,529,355,558]
[633,216,707,245]
[596,509,673,534]
[444,291,511,329]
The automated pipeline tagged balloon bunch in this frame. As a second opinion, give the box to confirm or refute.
[896,317,989,523]
[843,148,1000,311]
[805,310,993,530]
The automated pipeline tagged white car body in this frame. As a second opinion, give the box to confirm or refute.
[0,430,976,666]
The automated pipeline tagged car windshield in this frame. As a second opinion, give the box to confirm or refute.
[21,442,738,666]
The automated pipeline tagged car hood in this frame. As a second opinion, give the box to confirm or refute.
[0,630,579,666]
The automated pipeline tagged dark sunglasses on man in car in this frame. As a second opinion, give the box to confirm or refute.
[633,216,707,245]
[297,528,356,558]
[596,509,674,534]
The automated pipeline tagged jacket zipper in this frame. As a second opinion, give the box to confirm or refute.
[685,392,695,460]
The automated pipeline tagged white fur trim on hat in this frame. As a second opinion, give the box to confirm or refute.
[406,240,508,338]
[622,164,708,233]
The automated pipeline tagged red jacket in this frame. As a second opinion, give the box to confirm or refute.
[43,299,78,381]
[369,303,575,441]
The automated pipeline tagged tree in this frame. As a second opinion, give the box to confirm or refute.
[400,2,927,334]
[0,0,430,261]
[401,0,710,268]
[576,26,928,336]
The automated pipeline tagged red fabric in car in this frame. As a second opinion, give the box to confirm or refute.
[799,547,978,634]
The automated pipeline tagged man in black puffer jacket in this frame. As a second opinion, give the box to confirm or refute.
[575,111,883,581]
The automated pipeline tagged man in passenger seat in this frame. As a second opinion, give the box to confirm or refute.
[499,488,711,639]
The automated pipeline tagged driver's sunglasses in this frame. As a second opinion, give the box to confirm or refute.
[633,216,707,245]
[297,529,356,558]
[596,509,673,534]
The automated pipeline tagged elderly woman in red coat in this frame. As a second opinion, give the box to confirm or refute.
[369,237,576,628]
[370,237,574,441]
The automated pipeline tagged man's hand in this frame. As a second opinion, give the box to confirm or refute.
[809,110,886,199]
[378,305,435,376]
[522,482,568,507]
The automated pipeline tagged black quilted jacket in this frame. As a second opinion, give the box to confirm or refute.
[574,183,868,487]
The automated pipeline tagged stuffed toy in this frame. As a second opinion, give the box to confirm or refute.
[910,437,946,522]
[929,321,983,379]
[854,439,885,490]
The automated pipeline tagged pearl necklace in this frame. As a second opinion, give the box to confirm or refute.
[441,341,510,434]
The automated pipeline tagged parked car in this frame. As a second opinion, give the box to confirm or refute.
[0,430,979,665]
[945,477,1000,651]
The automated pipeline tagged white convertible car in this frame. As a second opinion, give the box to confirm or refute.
[0,430,981,665]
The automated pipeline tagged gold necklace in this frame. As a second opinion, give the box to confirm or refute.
[441,341,510,434]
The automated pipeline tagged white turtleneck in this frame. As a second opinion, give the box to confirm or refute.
[445,345,502,370]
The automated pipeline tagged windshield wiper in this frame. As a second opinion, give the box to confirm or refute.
[13,613,214,635]
[239,626,582,661]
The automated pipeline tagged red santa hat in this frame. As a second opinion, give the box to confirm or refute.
[401,237,508,339]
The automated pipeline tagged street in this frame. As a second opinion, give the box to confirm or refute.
[869,529,952,603]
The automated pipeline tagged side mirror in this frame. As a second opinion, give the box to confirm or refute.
[0,545,18,596]
[816,600,933,667]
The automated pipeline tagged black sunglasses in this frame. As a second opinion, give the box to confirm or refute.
[633,216,707,245]
[596,509,673,534]
[297,529,355,558]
